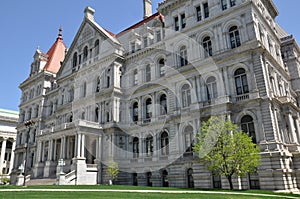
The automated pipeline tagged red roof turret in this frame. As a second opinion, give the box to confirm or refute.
[44,27,67,73]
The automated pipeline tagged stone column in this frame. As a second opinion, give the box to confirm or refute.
[53,139,57,161]
[96,135,102,160]
[288,113,298,144]
[295,118,300,143]
[9,139,16,174]
[76,134,81,157]
[81,134,85,158]
[48,140,53,161]
[0,138,8,175]
[60,136,65,159]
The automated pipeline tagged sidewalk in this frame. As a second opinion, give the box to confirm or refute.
[0,189,299,199]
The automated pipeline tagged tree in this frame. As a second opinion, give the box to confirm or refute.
[193,116,260,190]
[107,157,119,185]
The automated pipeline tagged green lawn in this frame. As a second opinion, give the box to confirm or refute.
[0,185,298,199]
[0,191,288,199]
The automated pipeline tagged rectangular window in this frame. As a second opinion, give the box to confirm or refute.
[131,42,136,53]
[181,13,186,29]
[203,2,209,18]
[174,16,179,31]
[230,0,236,7]
[143,37,148,48]
[196,6,201,21]
[221,0,227,10]
[156,30,161,42]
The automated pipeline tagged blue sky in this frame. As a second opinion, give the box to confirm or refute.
[0,0,298,111]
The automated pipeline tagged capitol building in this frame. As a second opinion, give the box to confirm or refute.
[11,0,300,191]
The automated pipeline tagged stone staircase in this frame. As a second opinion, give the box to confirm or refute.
[26,178,56,186]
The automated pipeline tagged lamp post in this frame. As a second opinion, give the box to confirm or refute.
[23,120,35,186]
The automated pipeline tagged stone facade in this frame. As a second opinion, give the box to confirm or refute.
[0,108,18,183]
[11,0,300,191]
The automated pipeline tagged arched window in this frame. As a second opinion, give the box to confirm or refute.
[132,102,138,122]
[134,69,138,85]
[179,46,188,66]
[234,68,249,95]
[206,76,218,100]
[69,113,73,123]
[133,137,139,158]
[187,168,194,188]
[241,115,256,143]
[159,58,165,77]
[229,26,241,49]
[160,131,169,155]
[162,170,169,187]
[95,107,99,122]
[72,53,77,69]
[160,94,167,115]
[106,69,111,88]
[81,112,85,120]
[181,84,191,108]
[96,76,101,92]
[83,46,88,61]
[203,36,212,57]
[146,135,153,157]
[145,98,152,119]
[94,40,100,55]
[49,102,53,116]
[184,126,194,152]
[145,64,151,82]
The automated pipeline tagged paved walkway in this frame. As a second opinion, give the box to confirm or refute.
[0,189,299,199]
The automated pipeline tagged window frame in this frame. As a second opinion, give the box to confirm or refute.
[229,26,241,49]
[234,68,249,95]
[181,84,192,108]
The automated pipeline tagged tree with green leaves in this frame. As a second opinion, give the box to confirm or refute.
[193,116,260,190]
[107,157,119,185]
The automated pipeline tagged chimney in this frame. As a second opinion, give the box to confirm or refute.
[84,7,95,21]
[143,0,152,19]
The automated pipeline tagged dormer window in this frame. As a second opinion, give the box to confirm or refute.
[230,0,236,7]
[203,2,209,18]
[196,6,202,21]
[156,30,162,42]
[181,13,186,29]
[221,0,227,10]
[143,37,148,48]
[174,16,179,31]
[131,42,136,53]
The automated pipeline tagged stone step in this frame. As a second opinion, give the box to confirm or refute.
[26,178,56,186]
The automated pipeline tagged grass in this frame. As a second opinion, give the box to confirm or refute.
[0,185,298,199]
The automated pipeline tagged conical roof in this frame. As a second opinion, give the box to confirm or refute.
[44,27,67,73]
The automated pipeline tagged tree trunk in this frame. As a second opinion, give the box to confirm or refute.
[227,175,234,190]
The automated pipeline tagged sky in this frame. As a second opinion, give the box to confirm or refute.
[0,0,298,112]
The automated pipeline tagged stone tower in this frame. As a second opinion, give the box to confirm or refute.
[143,0,152,18]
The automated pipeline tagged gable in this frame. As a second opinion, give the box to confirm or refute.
[58,12,122,79]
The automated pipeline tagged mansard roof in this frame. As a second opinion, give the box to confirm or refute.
[43,27,67,73]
